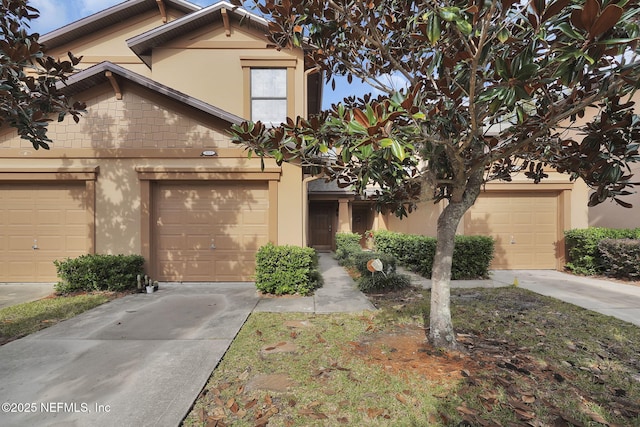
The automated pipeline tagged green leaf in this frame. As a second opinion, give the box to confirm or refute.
[380,138,394,148]
[497,28,510,43]
[390,140,406,161]
[439,7,460,22]
[319,143,329,154]
[557,22,585,40]
[412,112,426,120]
[456,19,472,35]
[515,63,540,80]
[427,14,441,46]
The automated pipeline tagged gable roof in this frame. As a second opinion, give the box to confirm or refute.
[39,0,201,51]
[60,61,245,125]
[127,1,269,67]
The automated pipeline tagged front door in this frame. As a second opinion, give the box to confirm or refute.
[309,202,336,251]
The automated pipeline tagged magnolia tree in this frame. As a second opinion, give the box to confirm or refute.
[230,0,640,349]
[0,0,85,149]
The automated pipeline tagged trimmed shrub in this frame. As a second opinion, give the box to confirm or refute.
[451,235,495,280]
[598,239,640,280]
[54,254,145,294]
[255,243,322,296]
[564,228,640,275]
[350,251,397,277]
[372,231,494,279]
[373,230,436,270]
[358,272,411,293]
[335,232,363,264]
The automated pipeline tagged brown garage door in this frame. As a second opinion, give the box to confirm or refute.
[465,192,558,269]
[154,181,269,282]
[0,183,88,282]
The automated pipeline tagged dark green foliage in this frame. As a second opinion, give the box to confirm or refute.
[255,243,322,296]
[54,254,145,294]
[350,251,397,277]
[372,231,494,279]
[357,272,411,293]
[451,235,495,280]
[564,228,640,275]
[598,239,640,280]
[335,232,363,264]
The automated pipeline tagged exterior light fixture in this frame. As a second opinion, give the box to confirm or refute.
[200,150,217,157]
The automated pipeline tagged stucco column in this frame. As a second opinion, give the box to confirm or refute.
[338,199,351,232]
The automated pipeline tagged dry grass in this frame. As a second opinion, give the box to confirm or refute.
[183,285,640,426]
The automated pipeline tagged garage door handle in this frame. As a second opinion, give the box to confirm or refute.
[210,239,216,250]
[32,239,39,250]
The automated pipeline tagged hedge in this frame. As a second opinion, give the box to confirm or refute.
[54,254,145,294]
[255,243,322,296]
[597,239,640,280]
[372,230,494,280]
[335,232,410,293]
[564,227,640,276]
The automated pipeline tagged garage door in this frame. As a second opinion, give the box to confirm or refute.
[0,183,88,282]
[154,181,269,282]
[465,192,558,269]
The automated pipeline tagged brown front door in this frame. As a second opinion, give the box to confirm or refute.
[309,202,336,251]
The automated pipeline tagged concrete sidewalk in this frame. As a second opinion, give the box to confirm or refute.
[403,267,640,327]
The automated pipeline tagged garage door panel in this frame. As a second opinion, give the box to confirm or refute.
[154,181,269,281]
[0,183,88,282]
[466,192,558,269]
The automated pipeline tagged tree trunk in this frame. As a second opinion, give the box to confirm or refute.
[428,171,484,350]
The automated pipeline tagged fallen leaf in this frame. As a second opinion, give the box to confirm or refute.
[337,416,349,424]
[366,408,385,419]
[456,405,478,416]
[522,394,536,404]
[396,393,408,404]
[244,399,257,409]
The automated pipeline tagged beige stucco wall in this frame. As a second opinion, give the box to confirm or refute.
[0,78,305,254]
[589,162,640,228]
[384,199,441,237]
[46,9,186,77]
[150,25,306,119]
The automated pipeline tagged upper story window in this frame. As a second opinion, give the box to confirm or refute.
[250,68,287,126]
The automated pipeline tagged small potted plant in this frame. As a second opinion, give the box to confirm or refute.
[144,275,154,293]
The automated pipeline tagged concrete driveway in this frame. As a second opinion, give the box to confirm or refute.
[0,283,55,309]
[0,283,259,427]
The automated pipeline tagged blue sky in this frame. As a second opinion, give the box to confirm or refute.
[28,0,373,110]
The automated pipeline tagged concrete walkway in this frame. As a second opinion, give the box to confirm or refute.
[253,253,376,313]
[402,267,640,327]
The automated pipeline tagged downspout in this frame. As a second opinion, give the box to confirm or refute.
[301,65,324,247]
